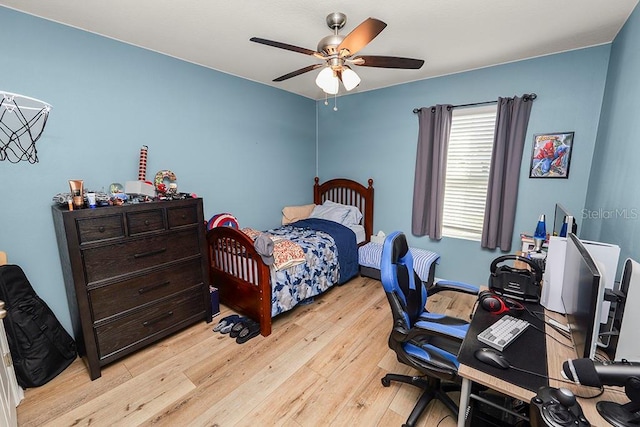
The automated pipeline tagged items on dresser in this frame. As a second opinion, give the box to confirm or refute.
[52,198,211,380]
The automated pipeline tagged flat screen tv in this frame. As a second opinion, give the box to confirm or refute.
[560,233,604,360]
[552,203,577,237]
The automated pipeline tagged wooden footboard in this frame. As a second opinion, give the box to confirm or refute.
[206,227,272,336]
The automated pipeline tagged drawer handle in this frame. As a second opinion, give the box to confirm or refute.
[133,248,167,259]
[144,220,150,226]
[142,311,173,327]
[98,226,105,233]
[138,281,170,294]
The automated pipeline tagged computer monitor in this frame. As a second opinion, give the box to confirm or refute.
[552,203,577,237]
[560,233,604,360]
[610,258,640,360]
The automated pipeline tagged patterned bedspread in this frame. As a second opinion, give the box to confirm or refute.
[265,219,358,317]
[241,227,306,270]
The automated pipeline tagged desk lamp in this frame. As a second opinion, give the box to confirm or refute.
[533,214,546,252]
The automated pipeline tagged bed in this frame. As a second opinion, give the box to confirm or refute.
[206,177,374,337]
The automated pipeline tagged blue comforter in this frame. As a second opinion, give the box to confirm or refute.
[264,218,359,317]
[290,218,359,283]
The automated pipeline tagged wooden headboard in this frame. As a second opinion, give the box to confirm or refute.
[313,177,374,244]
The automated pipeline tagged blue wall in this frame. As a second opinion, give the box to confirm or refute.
[0,7,316,334]
[3,3,638,336]
[583,5,640,272]
[317,47,610,285]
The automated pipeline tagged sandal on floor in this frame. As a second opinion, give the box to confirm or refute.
[221,315,246,334]
[213,314,240,333]
[236,320,261,344]
[229,317,251,338]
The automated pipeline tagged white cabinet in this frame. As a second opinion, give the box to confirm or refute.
[0,300,22,427]
[0,268,24,426]
[0,250,24,427]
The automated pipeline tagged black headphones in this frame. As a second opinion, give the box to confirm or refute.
[478,290,525,316]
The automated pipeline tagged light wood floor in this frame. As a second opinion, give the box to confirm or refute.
[16,276,476,427]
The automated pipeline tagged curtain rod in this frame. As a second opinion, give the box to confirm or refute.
[412,93,537,114]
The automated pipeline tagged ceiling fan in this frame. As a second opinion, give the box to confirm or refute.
[250,12,425,95]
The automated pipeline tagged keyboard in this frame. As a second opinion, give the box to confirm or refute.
[477,315,530,352]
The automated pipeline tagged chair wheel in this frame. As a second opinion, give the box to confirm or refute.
[381,377,391,387]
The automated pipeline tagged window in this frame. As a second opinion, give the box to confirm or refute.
[442,105,497,240]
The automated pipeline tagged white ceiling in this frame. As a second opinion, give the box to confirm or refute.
[2,0,638,100]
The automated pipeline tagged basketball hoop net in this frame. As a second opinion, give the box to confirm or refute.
[0,91,51,164]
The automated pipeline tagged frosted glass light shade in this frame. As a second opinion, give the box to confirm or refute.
[341,68,361,91]
[315,67,339,94]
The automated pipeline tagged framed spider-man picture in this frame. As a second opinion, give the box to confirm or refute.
[529,131,574,178]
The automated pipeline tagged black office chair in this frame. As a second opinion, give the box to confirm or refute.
[380,231,479,427]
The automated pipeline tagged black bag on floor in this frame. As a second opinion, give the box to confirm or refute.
[0,264,76,388]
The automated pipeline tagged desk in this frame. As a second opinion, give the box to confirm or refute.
[457,308,627,426]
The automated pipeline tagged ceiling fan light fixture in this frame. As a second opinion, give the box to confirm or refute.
[316,67,339,94]
[251,13,424,99]
[341,68,361,91]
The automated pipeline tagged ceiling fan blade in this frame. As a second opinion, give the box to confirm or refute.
[337,18,387,57]
[273,64,324,82]
[351,55,425,69]
[250,37,324,58]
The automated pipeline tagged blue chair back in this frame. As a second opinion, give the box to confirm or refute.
[378,231,478,424]
[380,231,427,327]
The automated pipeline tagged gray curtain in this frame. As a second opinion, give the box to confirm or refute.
[481,95,535,251]
[411,105,453,239]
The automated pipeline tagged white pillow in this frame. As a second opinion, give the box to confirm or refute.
[322,200,363,226]
[309,203,351,224]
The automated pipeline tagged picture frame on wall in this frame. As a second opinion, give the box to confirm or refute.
[529,131,574,178]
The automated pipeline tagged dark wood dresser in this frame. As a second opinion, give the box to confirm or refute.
[52,198,211,380]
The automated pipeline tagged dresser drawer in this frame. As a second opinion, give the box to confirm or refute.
[167,204,199,229]
[89,259,204,321]
[95,291,204,359]
[77,214,125,244]
[83,229,201,283]
[127,209,165,235]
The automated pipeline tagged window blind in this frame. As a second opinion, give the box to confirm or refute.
[442,105,497,240]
